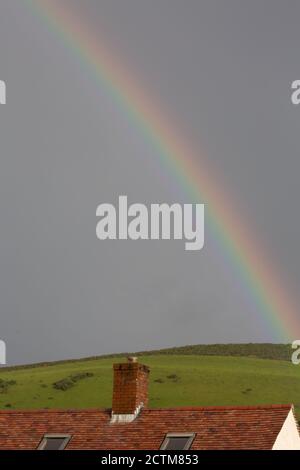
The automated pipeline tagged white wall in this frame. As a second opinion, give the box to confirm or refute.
[272,409,300,450]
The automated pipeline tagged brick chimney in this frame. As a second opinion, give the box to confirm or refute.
[111,357,150,423]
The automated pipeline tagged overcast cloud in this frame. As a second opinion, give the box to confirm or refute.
[0,0,300,364]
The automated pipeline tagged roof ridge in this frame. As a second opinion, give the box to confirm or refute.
[143,404,292,411]
[0,408,111,414]
[0,404,292,414]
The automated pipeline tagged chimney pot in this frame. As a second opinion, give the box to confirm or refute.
[127,356,137,363]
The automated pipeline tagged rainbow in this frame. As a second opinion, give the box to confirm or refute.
[27,0,299,340]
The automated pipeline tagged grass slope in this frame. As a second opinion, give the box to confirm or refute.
[0,350,300,417]
[0,343,292,373]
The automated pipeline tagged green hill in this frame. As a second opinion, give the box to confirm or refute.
[0,344,299,417]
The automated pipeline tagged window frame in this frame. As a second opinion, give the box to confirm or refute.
[160,432,196,450]
[37,434,71,450]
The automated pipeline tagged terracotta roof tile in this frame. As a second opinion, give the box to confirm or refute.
[0,404,293,450]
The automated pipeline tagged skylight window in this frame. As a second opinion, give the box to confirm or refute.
[160,433,195,450]
[38,434,71,450]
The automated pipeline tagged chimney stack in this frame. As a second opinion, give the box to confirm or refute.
[111,357,150,423]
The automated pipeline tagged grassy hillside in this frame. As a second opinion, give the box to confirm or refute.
[1,343,293,373]
[0,349,300,417]
[133,343,292,361]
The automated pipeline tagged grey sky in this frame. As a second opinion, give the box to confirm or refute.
[0,0,300,365]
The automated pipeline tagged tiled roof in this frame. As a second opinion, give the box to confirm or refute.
[0,404,293,450]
